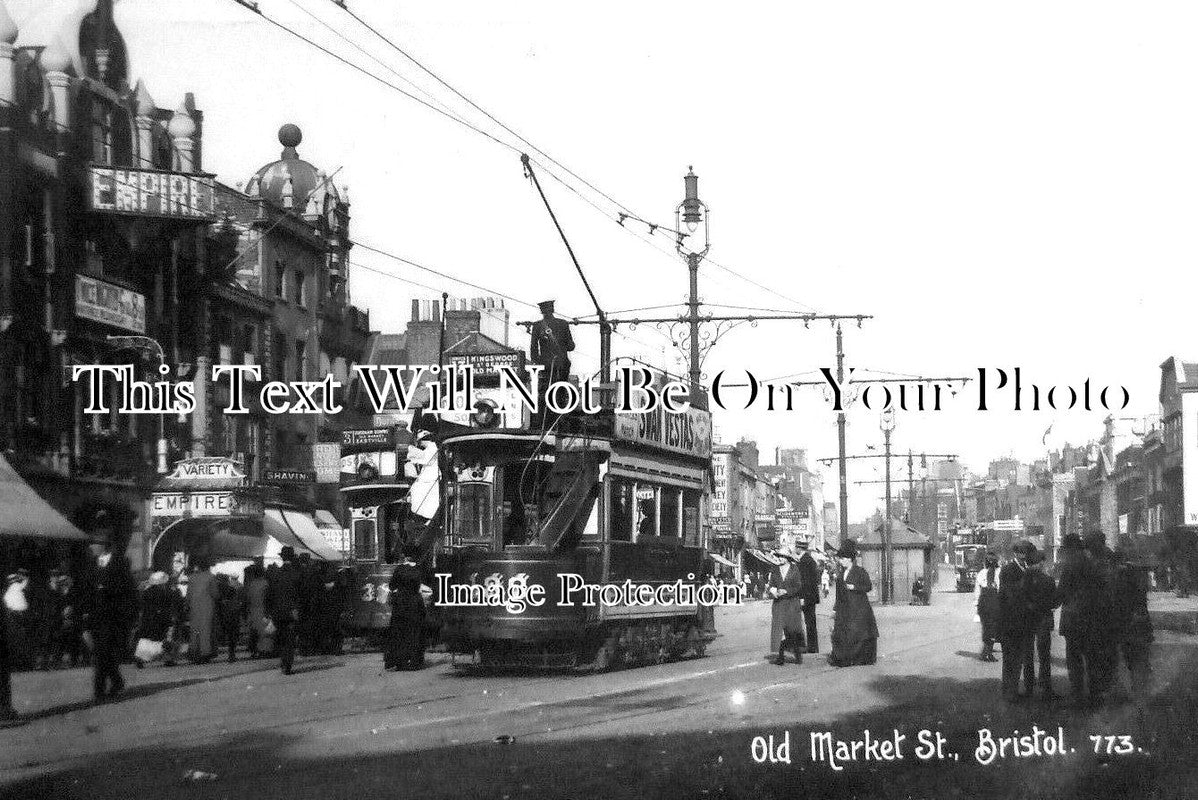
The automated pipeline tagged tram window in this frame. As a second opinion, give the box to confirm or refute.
[660,488,681,539]
[682,489,702,545]
[352,519,377,561]
[609,479,634,542]
[635,485,658,540]
[382,503,408,564]
[457,483,494,545]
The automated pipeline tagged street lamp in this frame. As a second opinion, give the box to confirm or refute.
[676,167,710,404]
[105,334,169,474]
[879,408,896,603]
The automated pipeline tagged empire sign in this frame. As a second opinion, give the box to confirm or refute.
[88,166,216,221]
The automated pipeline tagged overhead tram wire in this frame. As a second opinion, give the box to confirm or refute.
[283,0,479,127]
[227,0,521,156]
[346,245,668,357]
[324,0,682,237]
[230,0,818,328]
[321,0,818,314]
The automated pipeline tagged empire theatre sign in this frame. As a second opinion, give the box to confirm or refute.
[88,166,217,222]
[151,457,263,520]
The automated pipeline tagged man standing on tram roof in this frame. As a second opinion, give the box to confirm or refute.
[530,300,574,385]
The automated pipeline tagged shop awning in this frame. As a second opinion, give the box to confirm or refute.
[263,509,343,561]
[152,509,342,570]
[0,453,89,541]
[708,552,736,568]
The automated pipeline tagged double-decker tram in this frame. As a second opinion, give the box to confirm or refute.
[338,425,438,636]
[438,372,717,671]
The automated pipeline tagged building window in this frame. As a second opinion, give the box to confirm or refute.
[294,340,305,382]
[272,331,286,382]
[294,270,305,307]
[91,98,112,164]
[275,262,285,298]
[242,324,257,364]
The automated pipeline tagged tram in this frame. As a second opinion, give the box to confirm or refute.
[338,425,438,635]
[437,372,717,671]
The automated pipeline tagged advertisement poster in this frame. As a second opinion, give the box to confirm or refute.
[2,3,1196,800]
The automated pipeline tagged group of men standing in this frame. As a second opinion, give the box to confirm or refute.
[979,532,1153,707]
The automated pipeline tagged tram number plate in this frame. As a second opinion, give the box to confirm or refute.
[361,582,390,606]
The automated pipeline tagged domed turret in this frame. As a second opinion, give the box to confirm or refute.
[168,102,196,139]
[0,2,19,46]
[245,124,341,216]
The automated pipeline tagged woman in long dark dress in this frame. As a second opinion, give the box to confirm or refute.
[384,546,426,671]
[829,540,878,667]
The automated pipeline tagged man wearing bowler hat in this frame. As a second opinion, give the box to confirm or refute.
[267,546,302,675]
[998,540,1036,702]
[530,300,574,385]
[80,523,137,703]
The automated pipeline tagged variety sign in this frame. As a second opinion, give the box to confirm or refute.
[88,166,216,221]
[75,275,145,334]
[165,457,247,485]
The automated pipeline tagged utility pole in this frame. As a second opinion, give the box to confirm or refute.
[836,325,848,548]
[880,408,895,603]
[676,167,710,405]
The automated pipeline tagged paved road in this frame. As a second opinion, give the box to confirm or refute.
[3,580,1195,799]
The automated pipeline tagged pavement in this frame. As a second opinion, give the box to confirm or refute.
[1147,592,1198,634]
[2,578,1197,800]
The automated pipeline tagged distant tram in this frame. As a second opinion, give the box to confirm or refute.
[438,373,717,671]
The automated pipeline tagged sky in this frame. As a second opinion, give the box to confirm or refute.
[111,0,1198,519]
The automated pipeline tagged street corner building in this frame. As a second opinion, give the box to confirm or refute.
[0,0,372,571]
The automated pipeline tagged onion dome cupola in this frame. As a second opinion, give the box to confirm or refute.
[244,124,342,221]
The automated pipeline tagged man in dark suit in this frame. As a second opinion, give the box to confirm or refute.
[81,533,137,703]
[767,551,806,665]
[797,544,822,653]
[0,587,17,725]
[998,540,1035,702]
[1022,548,1059,699]
[529,300,574,385]
[267,546,301,675]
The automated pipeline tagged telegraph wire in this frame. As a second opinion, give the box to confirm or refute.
[231,0,821,321]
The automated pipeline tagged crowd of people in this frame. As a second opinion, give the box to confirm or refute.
[0,537,357,726]
[975,532,1154,707]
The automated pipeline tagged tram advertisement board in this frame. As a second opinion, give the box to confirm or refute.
[614,405,712,459]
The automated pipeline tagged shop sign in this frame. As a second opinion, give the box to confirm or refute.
[165,457,247,485]
[312,443,341,484]
[448,351,524,376]
[262,469,315,485]
[75,275,145,333]
[710,515,730,531]
[614,406,712,459]
[150,491,263,518]
[88,166,216,221]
